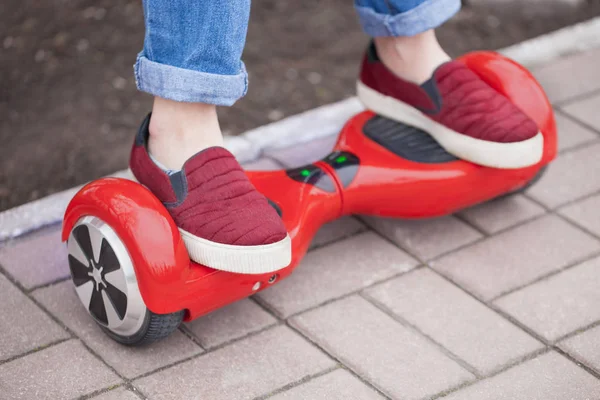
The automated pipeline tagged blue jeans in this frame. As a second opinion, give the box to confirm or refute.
[135,0,461,105]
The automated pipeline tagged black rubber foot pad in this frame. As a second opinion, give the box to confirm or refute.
[363,116,458,163]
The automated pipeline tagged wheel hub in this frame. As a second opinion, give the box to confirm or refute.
[67,216,147,337]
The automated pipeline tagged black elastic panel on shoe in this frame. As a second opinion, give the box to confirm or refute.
[363,116,458,163]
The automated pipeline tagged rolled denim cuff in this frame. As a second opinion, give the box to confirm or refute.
[355,0,461,37]
[134,54,248,106]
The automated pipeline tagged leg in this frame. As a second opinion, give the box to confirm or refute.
[136,0,250,170]
[130,0,291,274]
[355,0,459,83]
[354,0,543,169]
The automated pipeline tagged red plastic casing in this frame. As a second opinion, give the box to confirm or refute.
[62,52,556,320]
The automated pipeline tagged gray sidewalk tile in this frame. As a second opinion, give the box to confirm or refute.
[559,192,600,237]
[263,134,338,168]
[458,195,545,234]
[554,111,599,152]
[133,326,335,400]
[0,274,68,362]
[531,48,600,104]
[309,216,366,250]
[431,215,600,300]
[562,93,600,133]
[442,352,600,400]
[526,142,600,208]
[256,232,417,318]
[365,269,543,375]
[495,255,600,342]
[363,215,482,260]
[559,324,600,375]
[90,387,140,400]
[33,281,202,379]
[269,369,384,400]
[290,296,473,400]
[0,226,68,290]
[185,298,277,349]
[0,339,121,400]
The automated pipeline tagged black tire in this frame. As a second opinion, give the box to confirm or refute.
[510,165,548,195]
[102,309,185,346]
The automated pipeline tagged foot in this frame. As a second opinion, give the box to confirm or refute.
[129,114,291,274]
[357,42,543,169]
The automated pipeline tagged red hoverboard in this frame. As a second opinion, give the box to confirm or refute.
[62,52,556,345]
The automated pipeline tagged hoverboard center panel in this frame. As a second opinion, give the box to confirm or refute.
[363,115,458,163]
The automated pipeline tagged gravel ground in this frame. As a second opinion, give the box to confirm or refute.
[1,0,600,211]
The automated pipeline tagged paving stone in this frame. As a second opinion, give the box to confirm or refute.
[431,215,600,300]
[0,339,121,400]
[242,157,282,171]
[90,387,140,400]
[0,226,69,289]
[257,232,417,318]
[309,216,366,250]
[0,274,68,362]
[291,296,473,399]
[366,269,542,375]
[269,369,384,400]
[559,324,600,374]
[185,298,277,349]
[562,93,600,133]
[263,134,338,168]
[495,255,600,342]
[363,215,482,260]
[532,48,600,103]
[33,281,202,379]
[458,195,545,234]
[442,351,600,400]
[526,142,600,208]
[133,326,335,400]
[559,193,600,237]
[554,111,599,152]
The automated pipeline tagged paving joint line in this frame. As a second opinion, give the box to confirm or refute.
[0,260,151,399]
[553,210,600,242]
[359,290,482,378]
[256,264,425,322]
[554,107,600,137]
[553,346,600,380]
[488,248,600,302]
[26,276,71,293]
[176,323,207,351]
[0,337,71,367]
[429,347,552,400]
[284,320,393,400]
[554,319,600,344]
[453,213,490,237]
[252,365,341,400]
[77,383,129,400]
[553,87,600,109]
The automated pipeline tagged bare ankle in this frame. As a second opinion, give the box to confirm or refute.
[374,30,450,84]
[148,97,224,170]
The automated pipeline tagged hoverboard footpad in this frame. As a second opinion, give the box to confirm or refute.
[363,116,458,163]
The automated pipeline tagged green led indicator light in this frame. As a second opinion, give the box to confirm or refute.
[300,169,311,177]
[335,155,347,163]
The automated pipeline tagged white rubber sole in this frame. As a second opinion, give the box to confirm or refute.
[356,81,544,169]
[180,229,292,274]
[127,169,291,274]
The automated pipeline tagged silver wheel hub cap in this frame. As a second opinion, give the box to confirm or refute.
[67,216,147,337]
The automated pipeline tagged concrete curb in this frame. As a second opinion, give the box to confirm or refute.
[2,16,600,242]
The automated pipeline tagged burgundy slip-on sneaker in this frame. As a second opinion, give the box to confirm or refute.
[357,42,543,169]
[129,114,291,274]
